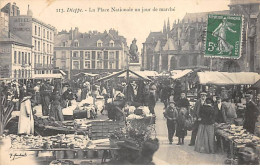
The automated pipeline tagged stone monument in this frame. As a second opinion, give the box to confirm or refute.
[129,38,141,71]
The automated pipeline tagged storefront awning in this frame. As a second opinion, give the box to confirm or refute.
[197,71,260,85]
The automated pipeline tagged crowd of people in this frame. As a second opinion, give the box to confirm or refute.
[0,78,160,134]
[1,76,260,164]
[0,79,90,135]
[160,82,260,159]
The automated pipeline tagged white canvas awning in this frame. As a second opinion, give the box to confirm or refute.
[135,71,159,77]
[118,71,158,79]
[32,73,63,79]
[97,69,151,82]
[170,69,193,79]
[197,71,260,85]
[74,72,99,77]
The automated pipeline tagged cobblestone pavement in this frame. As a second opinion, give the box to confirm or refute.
[153,101,226,165]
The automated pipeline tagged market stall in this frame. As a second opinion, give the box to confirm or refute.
[214,123,260,164]
[96,68,157,150]
[97,69,151,83]
[170,69,195,99]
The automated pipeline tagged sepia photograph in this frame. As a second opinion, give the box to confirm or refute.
[0,0,260,165]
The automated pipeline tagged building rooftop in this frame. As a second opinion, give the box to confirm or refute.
[182,10,230,23]
[55,28,127,48]
[0,32,33,47]
[144,32,165,43]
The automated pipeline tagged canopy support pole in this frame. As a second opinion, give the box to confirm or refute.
[126,69,130,102]
[210,56,213,71]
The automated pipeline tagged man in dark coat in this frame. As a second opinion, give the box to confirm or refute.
[243,93,260,134]
[161,85,170,109]
[40,82,52,116]
[189,92,207,146]
[214,96,226,123]
[174,80,182,102]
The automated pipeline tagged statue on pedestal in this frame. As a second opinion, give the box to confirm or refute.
[129,38,139,63]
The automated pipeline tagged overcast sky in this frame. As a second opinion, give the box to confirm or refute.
[0,0,230,49]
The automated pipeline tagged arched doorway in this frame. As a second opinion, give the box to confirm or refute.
[179,56,188,67]
[222,60,240,72]
[170,56,177,70]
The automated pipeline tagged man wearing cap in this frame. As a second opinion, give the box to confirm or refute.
[163,101,178,144]
[189,92,207,146]
[244,93,260,134]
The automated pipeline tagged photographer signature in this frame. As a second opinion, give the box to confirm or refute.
[9,152,27,160]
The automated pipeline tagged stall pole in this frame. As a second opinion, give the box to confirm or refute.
[60,78,62,95]
[126,69,130,102]
[210,56,213,71]
[185,76,187,96]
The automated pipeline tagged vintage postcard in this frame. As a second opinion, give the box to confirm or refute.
[0,0,260,165]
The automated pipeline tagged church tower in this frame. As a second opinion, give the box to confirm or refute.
[163,20,166,34]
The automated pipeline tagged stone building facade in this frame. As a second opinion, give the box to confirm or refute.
[0,3,56,78]
[54,28,128,78]
[9,6,55,75]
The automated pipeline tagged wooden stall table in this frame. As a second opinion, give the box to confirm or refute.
[215,124,260,164]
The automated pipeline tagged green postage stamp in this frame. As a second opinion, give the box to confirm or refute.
[205,14,243,59]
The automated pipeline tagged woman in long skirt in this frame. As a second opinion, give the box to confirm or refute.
[50,92,64,121]
[18,93,34,135]
[195,98,216,154]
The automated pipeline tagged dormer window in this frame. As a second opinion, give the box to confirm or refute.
[97,40,103,47]
[74,40,79,47]
[109,40,114,47]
